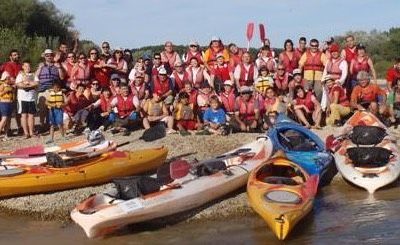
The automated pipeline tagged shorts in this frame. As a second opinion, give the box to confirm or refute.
[0,102,13,117]
[49,108,64,126]
[20,101,37,114]
[176,120,197,130]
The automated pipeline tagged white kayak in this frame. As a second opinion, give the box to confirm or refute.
[331,111,400,194]
[71,137,273,238]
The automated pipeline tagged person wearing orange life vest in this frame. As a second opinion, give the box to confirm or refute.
[323,75,351,127]
[279,39,301,74]
[234,52,258,89]
[349,44,377,88]
[350,71,386,116]
[0,73,16,141]
[295,37,307,57]
[182,41,204,66]
[219,80,236,118]
[293,85,322,129]
[170,61,190,93]
[142,91,175,134]
[203,36,229,71]
[322,43,348,86]
[385,58,400,91]
[186,57,210,89]
[210,54,233,94]
[255,46,276,73]
[228,43,243,71]
[299,38,328,102]
[231,86,260,132]
[273,63,291,96]
[161,41,182,74]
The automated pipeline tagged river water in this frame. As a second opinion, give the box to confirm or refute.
[1,177,400,245]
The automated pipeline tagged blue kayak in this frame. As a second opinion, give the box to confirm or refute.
[267,114,337,187]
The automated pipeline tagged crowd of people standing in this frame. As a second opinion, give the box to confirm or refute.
[0,34,400,143]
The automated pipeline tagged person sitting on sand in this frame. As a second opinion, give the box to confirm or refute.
[350,71,386,117]
[219,80,236,120]
[203,95,228,135]
[45,80,67,143]
[262,87,286,130]
[174,91,198,134]
[197,81,215,123]
[288,69,307,101]
[64,83,92,134]
[142,91,175,134]
[293,85,322,129]
[324,75,351,127]
[87,87,116,130]
[230,86,260,132]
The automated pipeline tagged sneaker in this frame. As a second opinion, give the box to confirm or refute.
[45,139,54,144]
[179,130,191,136]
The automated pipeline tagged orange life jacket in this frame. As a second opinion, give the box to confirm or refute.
[303,51,324,71]
[326,57,345,80]
[296,91,314,111]
[239,63,255,86]
[116,95,136,118]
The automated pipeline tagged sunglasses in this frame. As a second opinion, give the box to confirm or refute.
[154,57,161,60]
[45,54,53,57]
[102,46,110,49]
[92,83,99,85]
[190,45,198,48]
[90,52,97,55]
[67,56,74,58]
[277,68,285,71]
[310,45,319,48]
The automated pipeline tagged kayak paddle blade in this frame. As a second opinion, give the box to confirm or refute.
[246,22,255,41]
[156,163,174,185]
[259,23,266,43]
[170,159,191,179]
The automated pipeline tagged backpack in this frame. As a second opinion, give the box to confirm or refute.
[350,125,387,145]
[347,147,393,168]
[195,160,227,176]
[113,176,160,200]
[140,123,166,142]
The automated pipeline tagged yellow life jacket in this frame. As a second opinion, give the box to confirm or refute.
[47,90,64,108]
[175,102,194,120]
[0,81,15,101]
[255,76,274,93]
[147,100,164,116]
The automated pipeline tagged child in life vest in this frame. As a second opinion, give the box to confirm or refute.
[219,80,236,120]
[142,91,175,134]
[255,66,274,93]
[197,81,215,123]
[174,91,197,134]
[203,95,228,135]
[262,87,286,130]
[0,73,16,141]
[45,80,67,143]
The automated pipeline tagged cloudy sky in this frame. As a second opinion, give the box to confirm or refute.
[50,0,399,49]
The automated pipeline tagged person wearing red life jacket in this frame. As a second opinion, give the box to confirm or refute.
[170,61,190,93]
[109,83,140,135]
[262,87,285,130]
[293,85,322,129]
[62,52,76,88]
[279,39,301,74]
[186,57,210,89]
[109,74,122,96]
[64,83,92,133]
[87,87,116,130]
[130,73,149,106]
[142,91,175,134]
[349,44,377,89]
[256,46,276,73]
[161,41,182,74]
[181,81,198,109]
[288,68,307,101]
[231,86,260,132]
[323,75,351,127]
[88,48,110,88]
[107,48,128,83]
[210,54,234,94]
[295,37,307,57]
[70,53,91,90]
[219,80,236,119]
[228,43,243,71]
[182,41,204,66]
[299,38,328,102]
[153,67,174,106]
[322,43,348,86]
[273,63,290,96]
[385,58,400,90]
[234,52,258,89]
[203,36,229,72]
[341,35,357,65]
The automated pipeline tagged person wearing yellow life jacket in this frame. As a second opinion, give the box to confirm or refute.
[142,91,175,134]
[45,80,67,143]
[322,43,348,86]
[0,73,16,141]
[174,91,198,133]
[230,86,260,132]
[299,39,328,102]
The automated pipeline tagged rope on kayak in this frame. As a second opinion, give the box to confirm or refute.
[228,164,249,173]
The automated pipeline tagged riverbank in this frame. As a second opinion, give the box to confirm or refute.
[0,125,399,225]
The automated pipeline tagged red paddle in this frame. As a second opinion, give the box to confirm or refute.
[246,22,255,50]
[259,23,266,45]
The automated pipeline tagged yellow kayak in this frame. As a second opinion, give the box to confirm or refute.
[247,152,318,240]
[0,147,168,197]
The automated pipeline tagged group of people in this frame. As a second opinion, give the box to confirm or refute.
[0,35,400,142]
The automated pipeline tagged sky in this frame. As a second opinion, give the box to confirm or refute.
[50,0,400,49]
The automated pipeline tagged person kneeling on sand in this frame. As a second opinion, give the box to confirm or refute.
[174,91,198,135]
[142,91,175,134]
[202,95,228,135]
[109,84,140,136]
[230,86,261,132]
[45,80,67,143]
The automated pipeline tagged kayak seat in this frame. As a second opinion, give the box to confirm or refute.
[263,176,299,186]
[350,125,387,145]
[347,147,393,168]
[113,176,161,200]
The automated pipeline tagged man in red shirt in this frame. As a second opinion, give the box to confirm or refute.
[386,58,400,90]
[2,49,22,83]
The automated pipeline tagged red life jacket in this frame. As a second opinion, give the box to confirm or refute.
[326,57,345,80]
[344,47,357,64]
[116,95,136,118]
[206,46,224,67]
[65,92,91,115]
[187,67,205,87]
[153,77,171,95]
[63,62,75,83]
[295,48,305,57]
[74,64,91,83]
[352,56,370,79]
[303,51,324,71]
[89,60,110,88]
[185,51,203,65]
[296,91,314,111]
[239,63,255,86]
[161,51,179,69]
[280,51,300,73]
[236,96,256,120]
[220,91,236,113]
[130,83,146,101]
[328,84,349,107]
[257,57,275,73]
[99,95,112,112]
[212,64,231,82]
[229,51,243,70]
[274,72,290,92]
[172,70,190,92]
